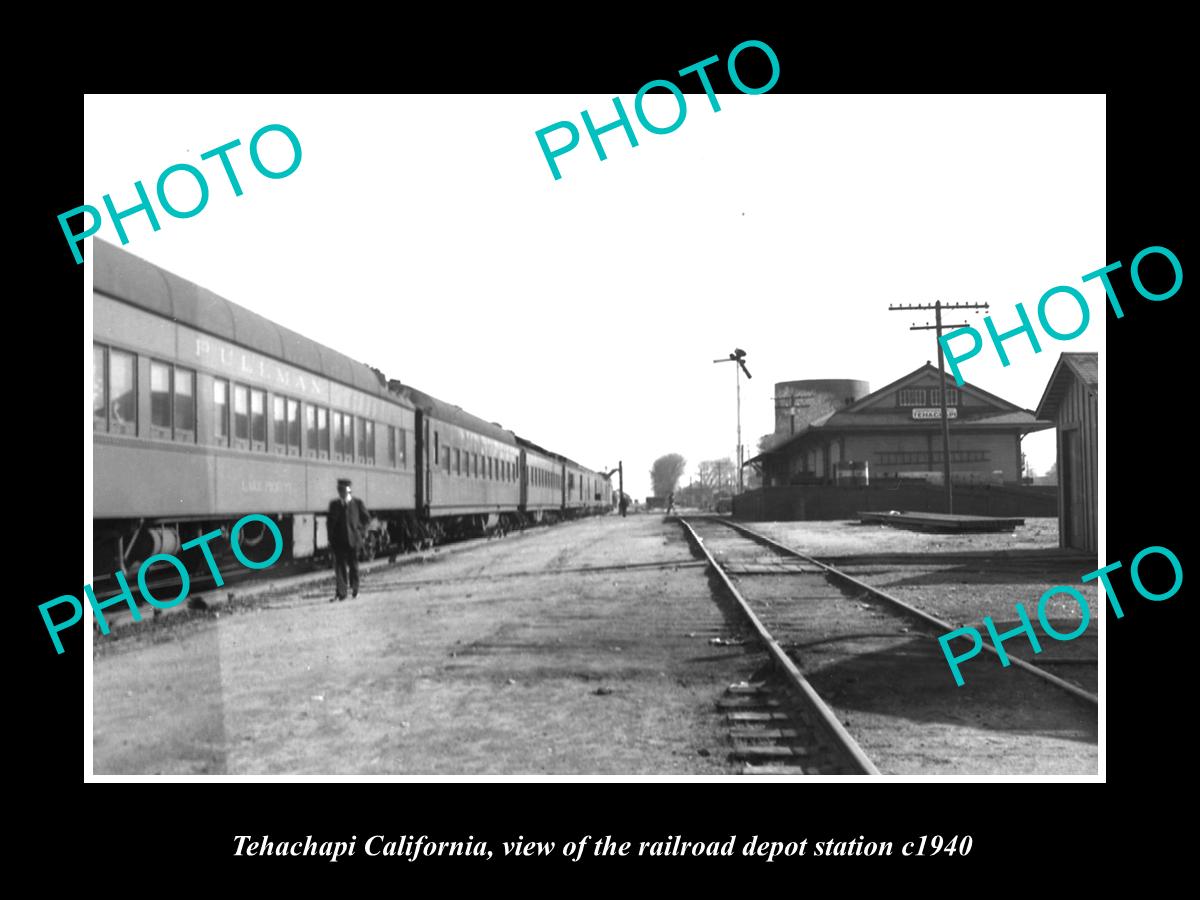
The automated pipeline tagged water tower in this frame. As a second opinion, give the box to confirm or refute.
[773,379,870,439]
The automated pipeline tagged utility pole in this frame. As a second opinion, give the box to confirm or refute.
[713,349,752,494]
[887,300,989,514]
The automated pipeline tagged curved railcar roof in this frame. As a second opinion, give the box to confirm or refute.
[388,381,518,446]
[93,239,405,402]
[514,435,564,460]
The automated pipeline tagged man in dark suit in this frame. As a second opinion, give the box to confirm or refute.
[328,478,370,602]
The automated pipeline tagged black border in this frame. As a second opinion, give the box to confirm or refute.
[28,24,1189,884]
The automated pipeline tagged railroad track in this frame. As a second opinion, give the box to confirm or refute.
[678,516,1098,776]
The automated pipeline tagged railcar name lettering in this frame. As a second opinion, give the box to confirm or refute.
[193,336,326,397]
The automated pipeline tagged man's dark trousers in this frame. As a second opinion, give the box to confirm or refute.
[333,545,359,599]
[328,495,369,600]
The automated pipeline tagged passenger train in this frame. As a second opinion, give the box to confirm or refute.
[91,240,612,576]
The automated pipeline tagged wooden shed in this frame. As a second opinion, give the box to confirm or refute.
[1035,353,1098,553]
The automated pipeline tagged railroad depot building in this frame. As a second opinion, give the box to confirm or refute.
[748,363,1053,487]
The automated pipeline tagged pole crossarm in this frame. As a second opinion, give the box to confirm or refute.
[886,300,990,515]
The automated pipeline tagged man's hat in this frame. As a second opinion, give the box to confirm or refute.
[337,478,352,488]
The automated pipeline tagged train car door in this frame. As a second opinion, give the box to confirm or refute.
[519,450,528,509]
[418,415,432,514]
[426,419,434,511]
[414,411,426,511]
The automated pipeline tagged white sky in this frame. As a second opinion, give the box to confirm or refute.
[84,94,1104,499]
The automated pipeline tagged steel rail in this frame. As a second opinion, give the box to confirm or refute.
[678,517,881,776]
[715,518,1098,706]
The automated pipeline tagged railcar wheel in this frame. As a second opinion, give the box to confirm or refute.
[361,532,380,561]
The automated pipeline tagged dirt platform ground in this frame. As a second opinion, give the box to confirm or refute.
[93,516,768,775]
[749,517,1099,693]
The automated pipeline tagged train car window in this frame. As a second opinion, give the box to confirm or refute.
[346,415,356,461]
[332,412,345,460]
[305,404,317,457]
[150,361,172,439]
[317,407,330,459]
[213,379,230,446]
[398,427,407,467]
[442,445,451,473]
[474,453,480,478]
[233,384,249,448]
[434,431,439,463]
[454,448,461,476]
[93,345,107,431]
[287,398,300,455]
[364,420,375,464]
[272,395,288,454]
[174,367,196,443]
[109,349,136,435]
[356,417,367,464]
[388,426,397,467]
[250,389,267,451]
[487,456,492,480]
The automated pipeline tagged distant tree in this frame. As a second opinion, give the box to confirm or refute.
[698,458,737,493]
[650,453,687,498]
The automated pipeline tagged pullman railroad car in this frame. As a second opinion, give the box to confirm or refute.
[92,240,612,578]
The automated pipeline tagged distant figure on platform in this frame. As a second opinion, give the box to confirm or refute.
[666,492,676,514]
[328,478,370,602]
[619,493,629,518]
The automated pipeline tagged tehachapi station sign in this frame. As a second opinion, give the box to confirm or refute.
[912,408,957,420]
